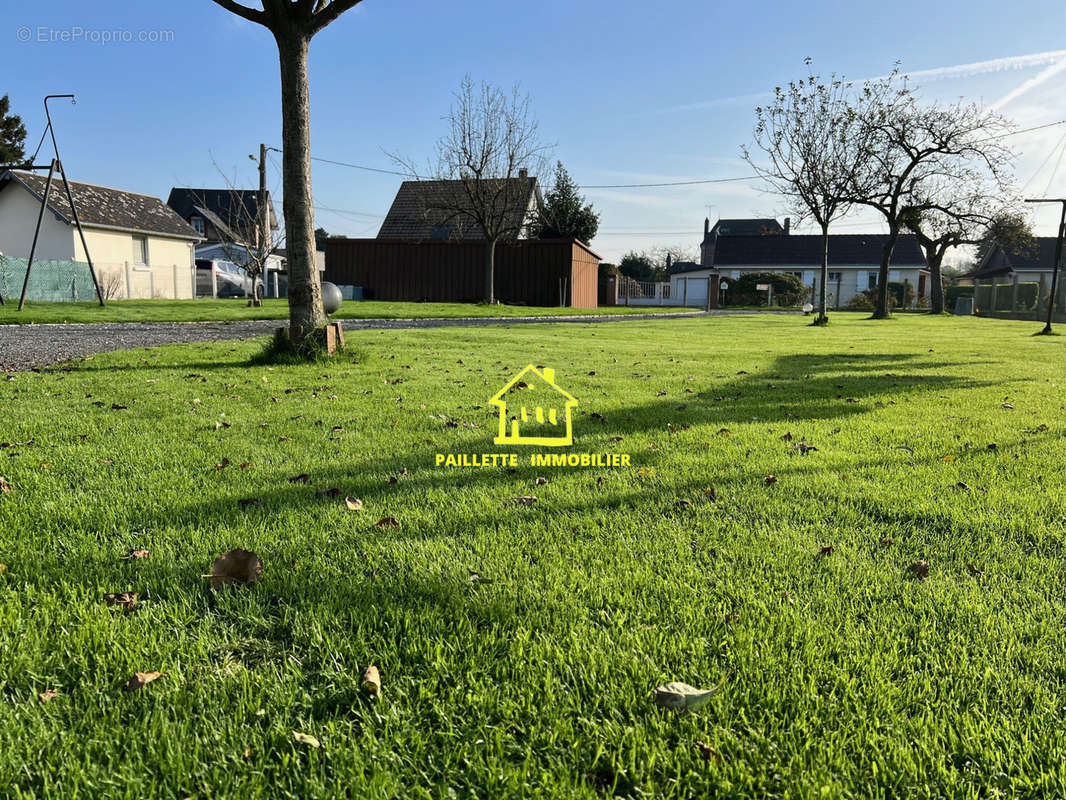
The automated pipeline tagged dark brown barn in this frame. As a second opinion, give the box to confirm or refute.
[323,238,601,309]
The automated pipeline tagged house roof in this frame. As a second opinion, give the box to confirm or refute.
[969,237,1059,278]
[706,233,926,268]
[167,187,278,232]
[1,170,201,240]
[490,364,577,405]
[708,218,785,239]
[377,178,538,240]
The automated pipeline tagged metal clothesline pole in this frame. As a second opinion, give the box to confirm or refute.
[1024,198,1066,335]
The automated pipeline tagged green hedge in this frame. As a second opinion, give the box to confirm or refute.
[722,272,806,307]
[945,285,973,308]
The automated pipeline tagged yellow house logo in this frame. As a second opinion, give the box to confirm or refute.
[490,365,578,447]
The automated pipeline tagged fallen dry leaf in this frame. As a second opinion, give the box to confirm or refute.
[362,665,381,698]
[535,476,549,486]
[124,671,163,692]
[103,592,139,612]
[764,475,777,486]
[204,549,263,590]
[908,560,930,580]
[237,497,261,508]
[375,517,400,528]
[966,563,985,577]
[38,689,60,703]
[239,462,255,470]
[0,476,10,493]
[214,458,231,471]
[880,538,894,547]
[316,487,341,498]
[120,549,149,561]
[653,679,725,711]
[288,473,311,484]
[696,741,721,763]
[344,496,363,512]
[704,486,717,502]
[292,731,320,748]
[816,545,834,558]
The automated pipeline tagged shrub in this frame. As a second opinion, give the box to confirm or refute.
[848,281,914,310]
[847,292,874,310]
[724,272,806,306]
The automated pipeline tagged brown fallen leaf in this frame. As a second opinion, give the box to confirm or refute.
[764,475,777,486]
[375,517,400,528]
[120,549,149,561]
[704,486,717,502]
[203,549,263,590]
[362,665,381,697]
[344,496,363,512]
[239,462,255,470]
[908,560,930,580]
[237,497,261,508]
[316,487,341,498]
[816,545,834,558]
[0,476,10,493]
[675,499,693,509]
[534,476,549,486]
[512,496,538,506]
[278,436,292,442]
[103,592,139,612]
[110,403,129,410]
[880,538,894,547]
[966,563,985,577]
[214,458,231,471]
[288,473,311,484]
[39,688,60,703]
[124,671,163,692]
[696,741,721,763]
[780,432,793,442]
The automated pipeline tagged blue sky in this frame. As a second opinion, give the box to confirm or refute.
[2,0,1066,263]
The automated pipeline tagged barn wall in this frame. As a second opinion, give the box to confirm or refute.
[324,238,599,308]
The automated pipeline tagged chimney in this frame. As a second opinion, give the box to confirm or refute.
[704,217,710,236]
[783,217,791,235]
[541,367,555,385]
[519,168,528,179]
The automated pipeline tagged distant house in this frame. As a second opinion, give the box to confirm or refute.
[0,170,201,299]
[377,172,540,240]
[676,217,929,307]
[967,237,1062,285]
[700,216,788,265]
[166,188,278,245]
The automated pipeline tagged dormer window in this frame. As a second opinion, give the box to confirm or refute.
[190,216,205,236]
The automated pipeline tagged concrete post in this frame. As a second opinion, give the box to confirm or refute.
[172,264,179,299]
[124,261,132,299]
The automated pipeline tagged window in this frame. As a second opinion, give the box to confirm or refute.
[867,271,879,288]
[190,216,205,236]
[828,272,843,283]
[132,235,149,265]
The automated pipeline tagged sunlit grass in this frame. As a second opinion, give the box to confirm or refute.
[1,314,1065,798]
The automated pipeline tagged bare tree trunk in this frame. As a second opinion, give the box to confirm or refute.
[873,226,900,319]
[276,30,325,338]
[485,239,497,304]
[815,223,829,325]
[928,251,946,314]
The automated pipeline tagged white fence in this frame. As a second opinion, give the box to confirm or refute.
[622,278,711,308]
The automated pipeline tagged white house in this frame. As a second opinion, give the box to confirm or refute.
[676,218,930,307]
[0,170,201,299]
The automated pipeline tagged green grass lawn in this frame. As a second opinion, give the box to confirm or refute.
[0,298,694,325]
[2,314,1066,798]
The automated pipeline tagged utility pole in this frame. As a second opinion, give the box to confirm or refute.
[258,143,268,262]
[1024,198,1066,335]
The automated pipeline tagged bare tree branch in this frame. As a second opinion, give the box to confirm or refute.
[208,0,267,26]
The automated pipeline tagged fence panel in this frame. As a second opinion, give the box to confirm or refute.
[0,257,97,302]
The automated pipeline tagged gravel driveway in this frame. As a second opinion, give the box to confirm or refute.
[0,311,734,371]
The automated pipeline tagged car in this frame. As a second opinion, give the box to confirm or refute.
[195,259,264,300]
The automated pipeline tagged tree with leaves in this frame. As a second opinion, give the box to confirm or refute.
[0,94,27,165]
[973,211,1036,266]
[394,76,551,304]
[208,0,363,343]
[854,95,1014,318]
[744,62,891,325]
[531,161,599,244]
[618,251,657,282]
